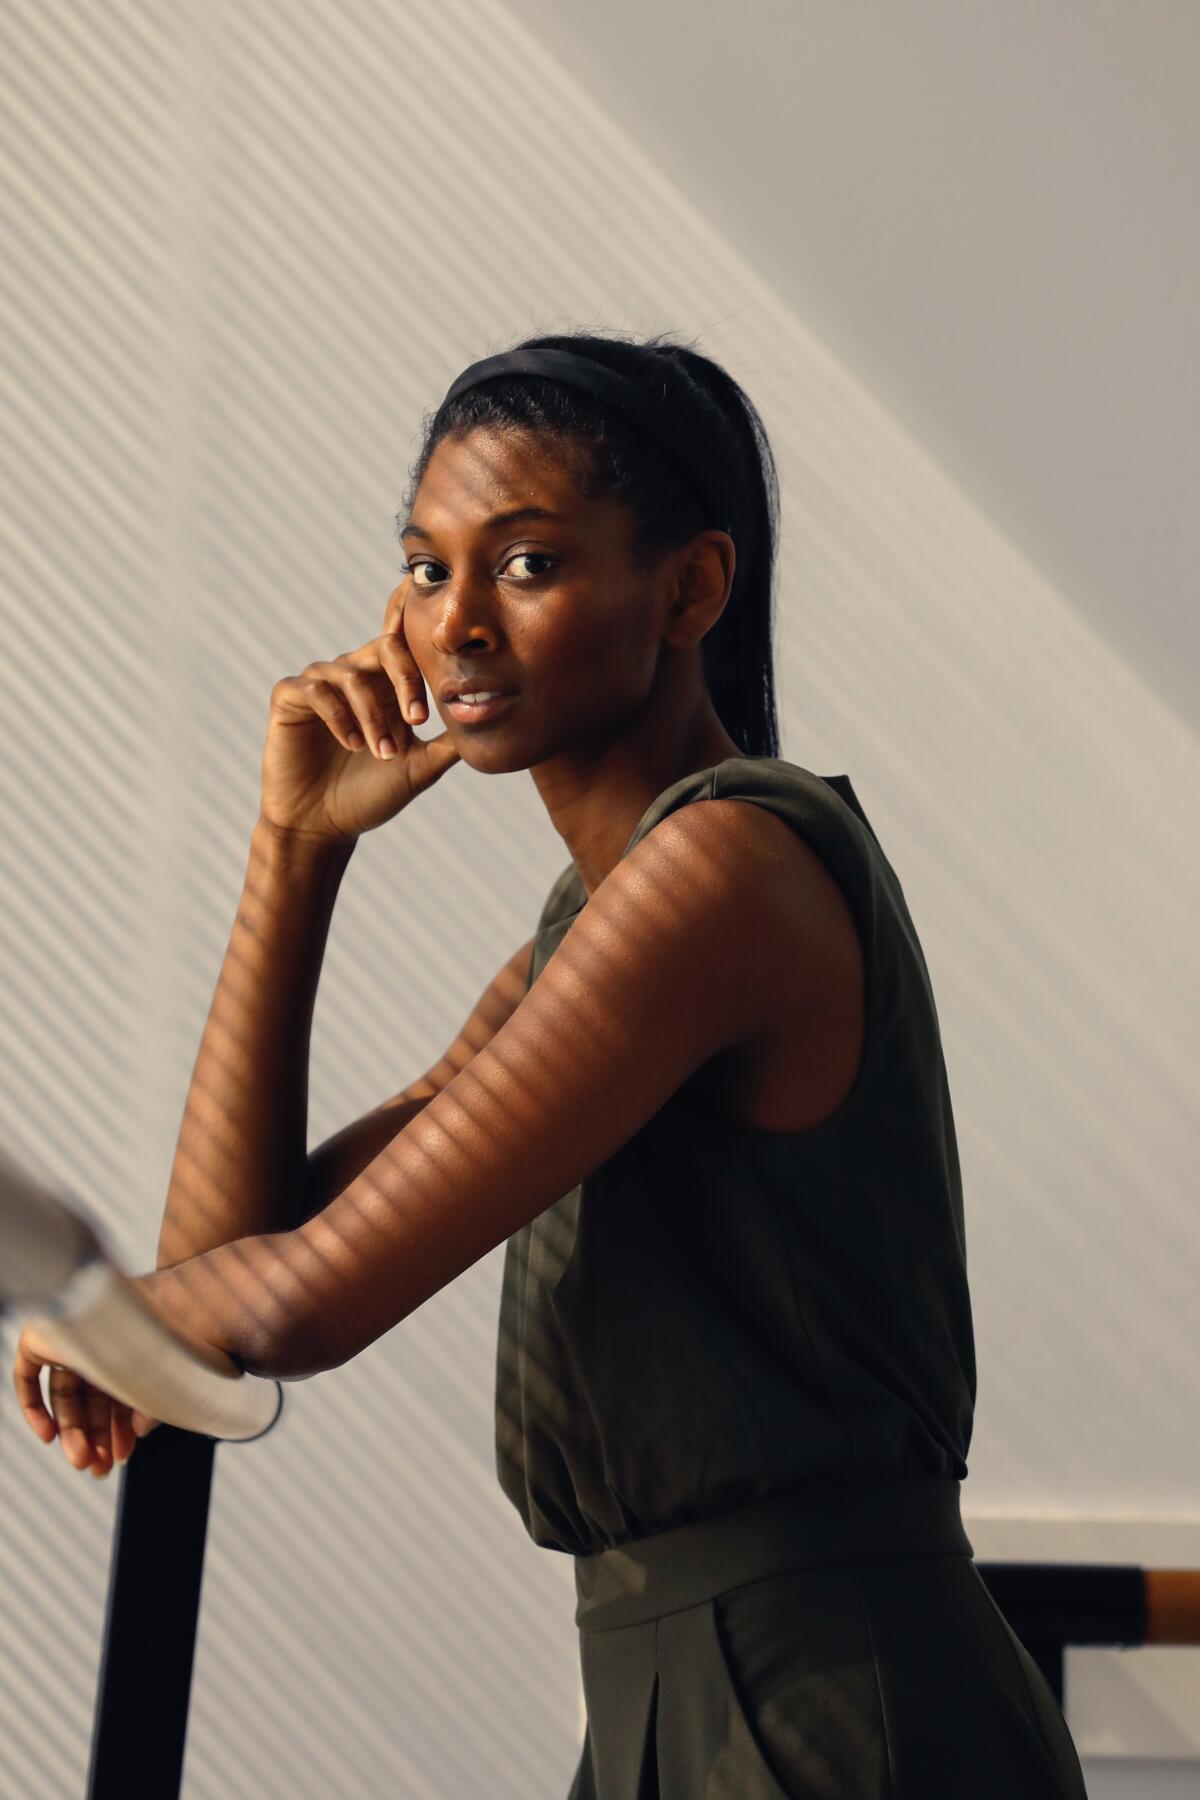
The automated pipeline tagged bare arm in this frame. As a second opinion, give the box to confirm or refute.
[154,819,357,1270]
[163,797,816,1381]
[22,597,463,1473]
[156,809,534,1264]
[141,924,538,1373]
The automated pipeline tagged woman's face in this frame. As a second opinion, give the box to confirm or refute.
[396,426,676,773]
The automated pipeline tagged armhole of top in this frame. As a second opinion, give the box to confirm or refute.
[528,861,583,990]
[698,763,885,1143]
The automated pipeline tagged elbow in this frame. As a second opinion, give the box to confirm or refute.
[229,1228,342,1382]
[253,1317,340,1382]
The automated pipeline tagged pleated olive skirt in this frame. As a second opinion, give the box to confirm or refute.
[566,1479,1088,1800]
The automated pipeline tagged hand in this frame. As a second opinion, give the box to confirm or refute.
[259,583,460,845]
[12,1314,160,1480]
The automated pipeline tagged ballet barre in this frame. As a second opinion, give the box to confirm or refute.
[973,1560,1200,1708]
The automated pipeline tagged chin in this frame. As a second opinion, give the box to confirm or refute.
[450,734,535,777]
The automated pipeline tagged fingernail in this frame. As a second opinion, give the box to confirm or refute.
[409,702,426,722]
[378,737,397,759]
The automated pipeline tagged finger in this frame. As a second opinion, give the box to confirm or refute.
[377,633,427,731]
[383,582,405,638]
[404,723,463,784]
[294,672,374,757]
[12,1343,58,1443]
[83,1384,114,1478]
[381,585,427,725]
[49,1366,97,1470]
[302,660,404,761]
[335,664,406,760]
[110,1400,137,1466]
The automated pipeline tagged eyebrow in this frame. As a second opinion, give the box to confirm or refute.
[399,505,568,543]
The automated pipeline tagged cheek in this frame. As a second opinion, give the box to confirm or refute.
[534,601,652,687]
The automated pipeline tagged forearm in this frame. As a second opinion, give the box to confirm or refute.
[155,818,356,1270]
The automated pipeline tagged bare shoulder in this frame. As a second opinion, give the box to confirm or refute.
[556,794,857,1059]
[637,795,859,993]
[653,797,866,1131]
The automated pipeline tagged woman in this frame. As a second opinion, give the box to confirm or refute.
[15,329,1089,1797]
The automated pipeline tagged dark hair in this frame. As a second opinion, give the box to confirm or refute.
[398,327,781,759]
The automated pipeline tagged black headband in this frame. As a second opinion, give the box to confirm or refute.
[436,347,734,535]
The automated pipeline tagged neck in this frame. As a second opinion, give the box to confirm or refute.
[530,696,744,900]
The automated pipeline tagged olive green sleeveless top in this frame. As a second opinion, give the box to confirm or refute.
[494,756,977,1557]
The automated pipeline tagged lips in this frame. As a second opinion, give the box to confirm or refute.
[439,678,519,702]
[444,690,519,725]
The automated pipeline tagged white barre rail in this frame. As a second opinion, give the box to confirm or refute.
[0,1147,282,1442]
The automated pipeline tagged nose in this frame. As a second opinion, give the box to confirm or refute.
[429,581,503,657]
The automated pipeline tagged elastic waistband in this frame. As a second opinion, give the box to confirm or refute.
[574,1477,974,1631]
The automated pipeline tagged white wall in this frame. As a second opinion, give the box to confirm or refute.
[1,2,1196,1794]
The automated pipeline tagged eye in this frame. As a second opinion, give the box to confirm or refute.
[505,551,556,581]
[400,551,557,588]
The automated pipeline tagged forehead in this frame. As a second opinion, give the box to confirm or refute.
[412,426,589,525]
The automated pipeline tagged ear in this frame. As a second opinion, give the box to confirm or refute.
[663,529,736,648]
